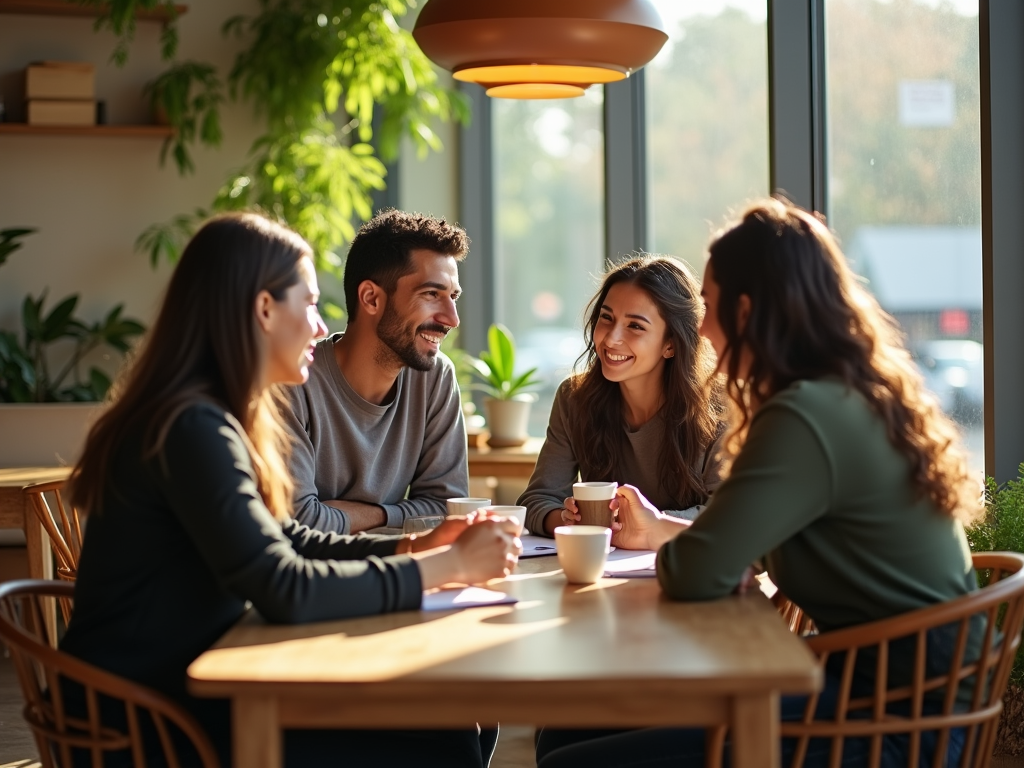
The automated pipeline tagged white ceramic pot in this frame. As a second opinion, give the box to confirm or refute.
[0,402,104,468]
[483,395,534,448]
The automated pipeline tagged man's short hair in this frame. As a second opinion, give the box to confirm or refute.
[344,210,470,321]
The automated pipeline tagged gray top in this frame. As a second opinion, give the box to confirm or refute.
[519,379,726,536]
[282,332,469,533]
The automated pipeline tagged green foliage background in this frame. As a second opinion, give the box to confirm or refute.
[967,470,1024,686]
[89,0,468,282]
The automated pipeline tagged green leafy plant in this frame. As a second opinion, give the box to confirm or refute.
[0,229,145,402]
[76,0,181,66]
[134,0,470,274]
[143,62,224,175]
[465,324,542,401]
[1,227,36,269]
[966,467,1024,687]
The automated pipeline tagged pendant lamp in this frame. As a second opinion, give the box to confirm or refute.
[412,0,669,99]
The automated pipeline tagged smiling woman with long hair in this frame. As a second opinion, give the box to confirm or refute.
[61,213,519,768]
[535,199,982,768]
[519,255,725,537]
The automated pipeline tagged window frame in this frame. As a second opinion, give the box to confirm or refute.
[454,1,1019,476]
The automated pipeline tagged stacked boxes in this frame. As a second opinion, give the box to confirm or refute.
[26,61,95,126]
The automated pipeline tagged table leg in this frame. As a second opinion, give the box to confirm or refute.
[233,696,281,768]
[731,692,780,768]
[23,502,56,643]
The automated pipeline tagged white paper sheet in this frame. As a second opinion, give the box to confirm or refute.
[602,549,657,578]
[421,587,518,611]
[519,533,559,558]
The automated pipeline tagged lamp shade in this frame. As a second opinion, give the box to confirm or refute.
[412,0,668,99]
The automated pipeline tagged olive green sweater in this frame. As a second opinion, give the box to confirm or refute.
[657,379,976,633]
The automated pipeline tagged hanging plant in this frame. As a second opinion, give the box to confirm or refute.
[132,0,469,277]
[74,0,182,65]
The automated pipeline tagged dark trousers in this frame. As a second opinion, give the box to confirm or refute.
[64,688,496,768]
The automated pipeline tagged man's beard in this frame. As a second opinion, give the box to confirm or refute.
[375,301,447,372]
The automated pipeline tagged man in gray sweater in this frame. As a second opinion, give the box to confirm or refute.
[282,210,470,534]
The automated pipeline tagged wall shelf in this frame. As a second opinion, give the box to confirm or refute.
[0,124,173,137]
[0,1,187,21]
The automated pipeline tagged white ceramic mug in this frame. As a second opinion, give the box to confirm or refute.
[480,505,526,535]
[446,497,492,516]
[554,525,612,584]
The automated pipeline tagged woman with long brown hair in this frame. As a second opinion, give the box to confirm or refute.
[536,199,981,767]
[61,213,519,768]
[519,255,725,538]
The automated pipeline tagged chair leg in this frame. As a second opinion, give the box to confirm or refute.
[704,725,726,768]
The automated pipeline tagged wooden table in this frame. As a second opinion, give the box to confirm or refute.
[0,466,71,581]
[188,557,821,768]
[467,436,543,479]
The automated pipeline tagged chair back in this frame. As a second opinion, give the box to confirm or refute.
[780,551,1024,768]
[24,480,82,624]
[0,579,221,768]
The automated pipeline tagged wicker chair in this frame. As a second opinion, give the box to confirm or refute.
[706,552,1024,768]
[24,480,82,624]
[776,551,1024,768]
[0,579,221,768]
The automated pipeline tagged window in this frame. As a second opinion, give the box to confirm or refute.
[825,0,983,469]
[646,0,769,277]
[492,90,605,434]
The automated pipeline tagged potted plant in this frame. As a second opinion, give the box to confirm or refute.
[0,228,145,466]
[465,324,541,448]
[966,467,1024,756]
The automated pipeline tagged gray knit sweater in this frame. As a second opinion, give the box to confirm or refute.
[282,332,469,534]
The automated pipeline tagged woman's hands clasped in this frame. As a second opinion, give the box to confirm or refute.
[408,510,523,589]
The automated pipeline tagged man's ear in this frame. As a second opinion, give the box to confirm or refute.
[254,290,275,334]
[357,279,386,319]
[736,294,752,335]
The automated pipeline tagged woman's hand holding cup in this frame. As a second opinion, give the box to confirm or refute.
[610,484,666,550]
[560,496,582,525]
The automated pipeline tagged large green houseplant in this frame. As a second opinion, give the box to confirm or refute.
[87,0,469,302]
[464,324,541,448]
[966,468,1024,756]
[0,229,145,403]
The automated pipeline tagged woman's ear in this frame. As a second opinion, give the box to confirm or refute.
[663,340,675,359]
[254,289,275,334]
[736,294,752,334]
[357,279,386,319]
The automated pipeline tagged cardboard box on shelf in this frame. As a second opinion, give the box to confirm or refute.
[25,61,95,100]
[27,99,96,126]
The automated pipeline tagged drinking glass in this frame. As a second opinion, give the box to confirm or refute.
[402,516,445,535]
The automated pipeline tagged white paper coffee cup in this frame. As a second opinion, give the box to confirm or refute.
[572,482,617,527]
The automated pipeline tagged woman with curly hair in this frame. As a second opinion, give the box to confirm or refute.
[519,254,725,538]
[536,199,981,767]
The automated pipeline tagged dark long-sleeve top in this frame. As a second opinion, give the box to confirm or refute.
[61,402,423,713]
[519,379,726,536]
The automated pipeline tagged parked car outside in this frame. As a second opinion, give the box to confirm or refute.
[912,339,983,426]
